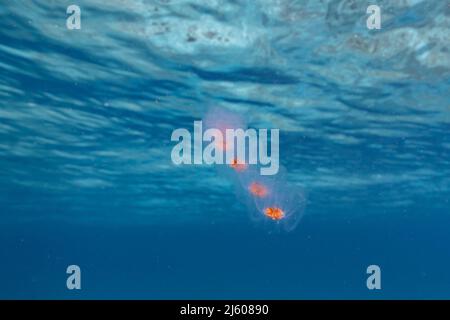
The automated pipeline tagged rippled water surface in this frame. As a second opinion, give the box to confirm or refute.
[0,0,449,299]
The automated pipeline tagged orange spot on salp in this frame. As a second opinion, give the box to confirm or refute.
[214,139,228,151]
[264,207,285,220]
[249,182,268,198]
[230,158,247,171]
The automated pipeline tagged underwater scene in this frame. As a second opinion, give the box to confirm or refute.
[0,0,449,299]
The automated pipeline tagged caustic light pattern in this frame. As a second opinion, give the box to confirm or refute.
[203,108,306,232]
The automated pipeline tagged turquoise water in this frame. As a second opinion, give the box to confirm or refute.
[0,0,449,299]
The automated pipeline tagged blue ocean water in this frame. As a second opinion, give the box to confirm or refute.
[0,0,449,299]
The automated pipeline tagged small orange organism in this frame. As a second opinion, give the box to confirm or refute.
[230,158,247,171]
[249,182,268,198]
[264,207,285,220]
[216,139,228,151]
